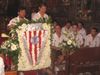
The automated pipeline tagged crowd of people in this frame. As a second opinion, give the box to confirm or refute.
[7,3,100,48]
[52,21,100,49]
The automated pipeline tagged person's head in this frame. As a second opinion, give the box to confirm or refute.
[72,23,78,32]
[54,24,62,33]
[32,7,36,13]
[18,7,26,18]
[77,22,84,29]
[90,27,98,37]
[65,21,72,29]
[39,3,47,14]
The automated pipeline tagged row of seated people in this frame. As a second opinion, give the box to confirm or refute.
[50,21,100,75]
[52,21,100,49]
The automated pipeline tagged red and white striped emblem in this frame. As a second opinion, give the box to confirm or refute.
[24,30,47,65]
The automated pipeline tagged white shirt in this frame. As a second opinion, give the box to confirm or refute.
[0,57,5,75]
[97,33,100,38]
[52,33,67,47]
[31,12,36,20]
[8,16,28,26]
[32,12,48,21]
[78,28,86,39]
[84,34,100,47]
[62,26,72,36]
[67,32,84,48]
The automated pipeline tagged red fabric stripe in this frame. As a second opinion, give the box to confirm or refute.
[34,31,37,62]
[39,30,42,48]
[29,31,32,59]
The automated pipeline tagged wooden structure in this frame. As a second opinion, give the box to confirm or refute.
[66,47,100,75]
[5,71,17,75]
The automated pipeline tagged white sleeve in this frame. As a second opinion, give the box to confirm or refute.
[95,37,100,47]
[84,36,89,47]
[32,14,39,21]
[79,35,84,46]
[76,35,83,47]
[83,30,86,39]
[51,34,55,46]
[8,18,17,26]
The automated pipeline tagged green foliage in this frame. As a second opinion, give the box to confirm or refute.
[31,17,52,24]
[0,17,52,70]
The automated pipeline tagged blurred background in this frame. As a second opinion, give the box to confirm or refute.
[0,0,100,33]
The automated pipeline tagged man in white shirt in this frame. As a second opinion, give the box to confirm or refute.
[8,7,28,29]
[32,3,48,21]
[0,54,5,75]
[84,27,100,47]
[52,25,67,50]
[77,22,86,40]
[62,21,72,36]
[67,24,84,48]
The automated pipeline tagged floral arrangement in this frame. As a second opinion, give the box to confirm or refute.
[0,17,52,70]
[59,38,78,53]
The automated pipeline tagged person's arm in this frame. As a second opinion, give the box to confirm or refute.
[7,18,17,30]
[84,36,89,47]
[95,37,100,47]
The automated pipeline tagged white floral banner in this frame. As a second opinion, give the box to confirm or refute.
[17,23,51,71]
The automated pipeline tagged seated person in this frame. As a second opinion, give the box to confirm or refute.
[54,50,65,74]
[84,27,100,47]
[0,54,5,75]
[77,21,86,40]
[51,24,67,50]
[67,24,84,48]
[51,24,66,72]
[62,21,72,36]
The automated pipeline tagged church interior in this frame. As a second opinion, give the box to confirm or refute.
[0,0,100,75]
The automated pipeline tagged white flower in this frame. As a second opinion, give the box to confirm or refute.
[73,41,77,46]
[67,40,72,45]
[22,23,27,27]
[1,41,10,48]
[62,42,66,46]
[11,43,17,51]
[63,31,68,35]
[42,23,48,30]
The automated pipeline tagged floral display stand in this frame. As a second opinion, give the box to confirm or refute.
[0,18,52,74]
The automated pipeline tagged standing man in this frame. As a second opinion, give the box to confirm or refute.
[32,3,48,21]
[8,7,28,29]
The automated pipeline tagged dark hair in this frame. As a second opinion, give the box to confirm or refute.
[39,3,47,8]
[72,23,78,27]
[64,20,72,25]
[54,24,62,28]
[91,27,98,32]
[78,21,84,26]
[18,7,26,12]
